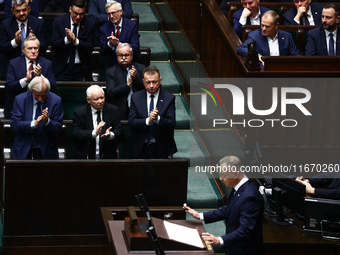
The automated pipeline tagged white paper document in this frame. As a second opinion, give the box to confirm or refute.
[163,221,205,248]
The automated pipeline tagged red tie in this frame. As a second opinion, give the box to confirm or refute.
[116,25,120,38]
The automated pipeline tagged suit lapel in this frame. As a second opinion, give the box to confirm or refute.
[86,104,94,130]
[20,55,27,78]
[336,28,340,56]
[225,181,249,219]
[321,28,329,56]
[278,31,284,56]
[141,90,148,118]
[156,89,164,113]
[27,91,34,119]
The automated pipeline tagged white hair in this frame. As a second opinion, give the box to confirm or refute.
[86,85,105,98]
[28,76,50,92]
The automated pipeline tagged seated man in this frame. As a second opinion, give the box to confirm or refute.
[0,0,47,79]
[5,35,57,118]
[100,0,139,71]
[305,4,340,56]
[237,11,301,67]
[10,76,63,159]
[5,0,39,18]
[51,0,95,81]
[296,172,340,200]
[89,0,132,46]
[233,0,272,39]
[125,66,177,159]
[283,0,323,25]
[72,85,123,159]
[106,43,145,120]
[184,156,264,255]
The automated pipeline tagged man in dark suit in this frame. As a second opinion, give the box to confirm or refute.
[100,0,139,71]
[106,43,145,120]
[89,0,132,46]
[0,0,47,79]
[5,0,39,18]
[283,0,323,25]
[10,76,63,159]
[5,35,57,118]
[73,85,123,159]
[233,0,272,39]
[184,156,264,255]
[125,66,177,159]
[237,11,301,66]
[305,4,340,56]
[51,0,95,81]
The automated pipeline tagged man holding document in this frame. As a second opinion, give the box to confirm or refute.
[183,156,264,255]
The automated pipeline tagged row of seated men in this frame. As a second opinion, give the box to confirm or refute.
[1,0,141,113]
[8,65,178,160]
[228,1,340,67]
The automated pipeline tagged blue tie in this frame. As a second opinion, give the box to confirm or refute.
[329,33,335,56]
[21,23,26,54]
[147,95,154,141]
[35,102,42,120]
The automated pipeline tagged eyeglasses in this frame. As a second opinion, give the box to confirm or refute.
[107,10,121,16]
[71,10,85,17]
[117,54,132,58]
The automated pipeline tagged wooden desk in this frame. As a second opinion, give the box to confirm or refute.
[263,215,339,255]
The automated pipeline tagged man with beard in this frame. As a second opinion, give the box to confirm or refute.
[305,4,340,56]
[106,43,145,120]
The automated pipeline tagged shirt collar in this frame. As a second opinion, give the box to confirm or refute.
[234,175,249,192]
[16,18,28,29]
[266,31,278,42]
[324,27,338,38]
[90,105,103,115]
[146,88,160,99]
[114,18,123,28]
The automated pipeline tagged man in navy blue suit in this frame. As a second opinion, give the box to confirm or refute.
[10,76,64,159]
[184,156,264,255]
[125,66,177,159]
[233,0,272,39]
[305,4,340,56]
[100,0,139,71]
[283,0,323,25]
[106,43,145,120]
[51,0,95,81]
[0,0,47,79]
[5,36,57,118]
[237,11,301,66]
[89,0,132,46]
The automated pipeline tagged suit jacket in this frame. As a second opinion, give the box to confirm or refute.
[106,62,145,120]
[0,15,47,78]
[72,103,123,159]
[39,0,72,12]
[125,88,177,159]
[305,26,340,56]
[5,55,57,117]
[309,172,340,200]
[233,6,272,39]
[204,180,264,255]
[51,13,95,80]
[237,29,301,57]
[10,90,63,159]
[100,18,139,69]
[283,3,323,25]
[5,0,40,18]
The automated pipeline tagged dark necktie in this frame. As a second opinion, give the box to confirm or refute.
[329,33,335,56]
[147,95,154,141]
[30,60,35,79]
[116,25,121,38]
[303,14,310,26]
[35,102,42,120]
[68,23,78,68]
[228,188,236,202]
[21,23,26,55]
[96,110,101,124]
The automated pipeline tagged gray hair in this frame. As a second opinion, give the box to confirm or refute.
[12,0,28,8]
[28,76,51,92]
[115,42,133,55]
[262,10,280,25]
[105,1,122,12]
[23,35,40,49]
[86,85,105,98]
[219,156,243,171]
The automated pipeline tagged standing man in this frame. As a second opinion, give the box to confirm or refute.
[283,0,323,25]
[5,36,57,118]
[106,43,145,120]
[89,0,132,46]
[100,0,139,71]
[51,0,95,81]
[125,66,177,159]
[237,11,301,66]
[73,85,123,159]
[0,0,47,79]
[184,156,264,255]
[10,76,63,159]
[305,4,340,56]
[232,0,272,39]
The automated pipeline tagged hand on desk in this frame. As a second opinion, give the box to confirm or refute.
[296,176,315,195]
[202,232,221,246]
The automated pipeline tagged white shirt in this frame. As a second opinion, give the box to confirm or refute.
[30,98,50,128]
[293,7,315,25]
[325,28,338,56]
[145,90,160,126]
[107,18,123,51]
[65,16,80,64]
[267,32,280,56]
[239,8,261,26]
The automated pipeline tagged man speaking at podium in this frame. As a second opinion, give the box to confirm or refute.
[184,156,264,255]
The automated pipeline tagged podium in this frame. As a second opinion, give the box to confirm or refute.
[108,217,215,255]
